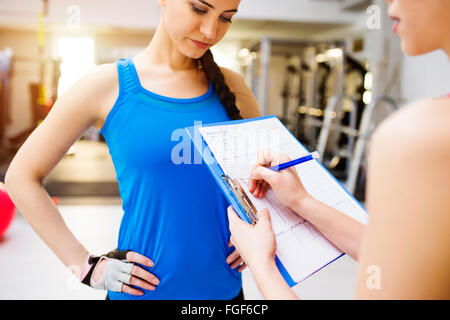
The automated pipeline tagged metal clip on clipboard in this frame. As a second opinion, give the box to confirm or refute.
[222,175,258,225]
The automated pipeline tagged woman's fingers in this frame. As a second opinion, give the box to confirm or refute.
[238,263,247,272]
[252,180,260,197]
[257,150,273,166]
[226,249,247,272]
[250,152,282,197]
[257,181,266,198]
[226,249,240,264]
[260,181,270,198]
[126,251,154,267]
[248,178,255,192]
[129,275,156,291]
[230,257,244,270]
[121,283,144,296]
[131,265,160,286]
[252,180,269,198]
[119,264,159,296]
[249,163,262,193]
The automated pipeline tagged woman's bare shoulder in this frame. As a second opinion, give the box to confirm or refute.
[84,63,119,102]
[369,98,450,208]
[372,98,450,156]
[220,67,261,118]
[71,63,120,129]
[369,98,450,216]
[85,62,118,89]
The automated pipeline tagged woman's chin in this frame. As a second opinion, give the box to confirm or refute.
[179,44,209,60]
[402,40,438,57]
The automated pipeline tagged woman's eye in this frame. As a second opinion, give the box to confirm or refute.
[220,16,232,24]
[191,4,232,24]
[192,5,207,14]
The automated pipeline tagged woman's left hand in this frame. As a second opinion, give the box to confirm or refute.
[227,206,277,272]
[226,242,247,272]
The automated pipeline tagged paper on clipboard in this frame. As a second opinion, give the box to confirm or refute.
[197,116,368,283]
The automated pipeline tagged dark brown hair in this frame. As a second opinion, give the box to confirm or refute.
[198,49,242,120]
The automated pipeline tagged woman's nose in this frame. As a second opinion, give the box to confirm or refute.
[200,16,218,40]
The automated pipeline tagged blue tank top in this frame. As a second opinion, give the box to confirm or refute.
[100,58,242,299]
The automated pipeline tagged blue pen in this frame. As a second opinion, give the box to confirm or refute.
[268,151,320,172]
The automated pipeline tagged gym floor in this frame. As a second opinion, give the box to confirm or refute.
[0,140,358,300]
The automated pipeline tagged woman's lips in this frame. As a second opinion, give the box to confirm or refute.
[390,17,400,33]
[393,21,400,33]
[191,39,210,49]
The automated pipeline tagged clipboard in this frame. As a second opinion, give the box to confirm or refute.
[186,115,367,287]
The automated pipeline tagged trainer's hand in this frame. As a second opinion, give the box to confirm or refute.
[83,250,160,296]
[249,151,310,210]
[228,206,276,271]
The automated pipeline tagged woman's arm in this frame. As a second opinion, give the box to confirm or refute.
[5,64,118,274]
[221,67,261,119]
[5,64,159,295]
[356,100,450,299]
[291,196,365,261]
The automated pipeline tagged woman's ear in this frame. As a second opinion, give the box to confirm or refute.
[158,0,167,7]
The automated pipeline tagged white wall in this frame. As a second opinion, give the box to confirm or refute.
[400,50,450,102]
[0,0,162,29]
[236,0,361,23]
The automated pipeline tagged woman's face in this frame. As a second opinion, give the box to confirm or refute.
[385,0,450,56]
[159,0,240,59]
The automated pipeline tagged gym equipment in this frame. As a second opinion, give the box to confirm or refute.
[317,94,398,196]
[316,93,359,177]
[239,37,398,198]
[6,57,61,150]
[242,37,345,119]
[7,0,60,150]
[0,182,15,239]
[345,96,398,195]
[280,63,298,127]
[240,37,348,172]
[0,48,13,148]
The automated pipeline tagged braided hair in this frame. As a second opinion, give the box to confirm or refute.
[198,49,242,120]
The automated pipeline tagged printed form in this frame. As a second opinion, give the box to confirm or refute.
[199,117,368,283]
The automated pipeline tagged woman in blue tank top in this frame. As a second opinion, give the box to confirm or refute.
[98,0,261,300]
[5,0,261,300]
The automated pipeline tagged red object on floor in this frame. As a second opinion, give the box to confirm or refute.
[0,182,15,239]
[52,197,59,205]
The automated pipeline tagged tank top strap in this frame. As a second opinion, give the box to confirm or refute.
[115,58,139,96]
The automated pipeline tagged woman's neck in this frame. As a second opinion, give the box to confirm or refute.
[444,44,450,60]
[142,22,197,72]
[441,37,450,59]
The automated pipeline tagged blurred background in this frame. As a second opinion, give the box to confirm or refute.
[0,0,449,299]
